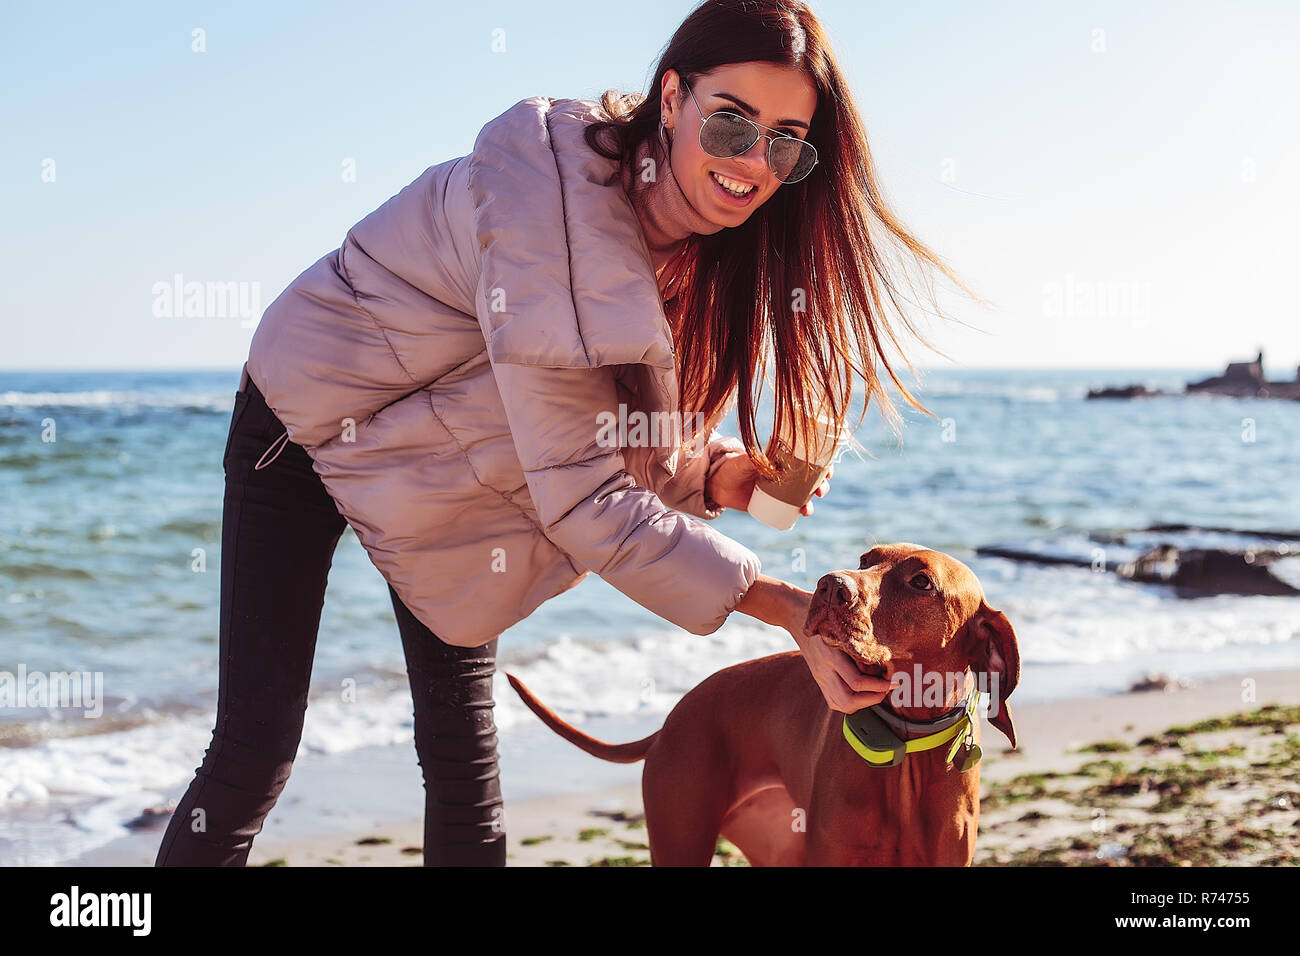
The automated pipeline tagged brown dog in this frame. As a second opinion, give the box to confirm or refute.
[506,543,1020,865]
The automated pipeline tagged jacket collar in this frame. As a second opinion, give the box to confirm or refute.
[466,96,693,478]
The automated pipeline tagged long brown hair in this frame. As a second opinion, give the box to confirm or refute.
[584,0,987,479]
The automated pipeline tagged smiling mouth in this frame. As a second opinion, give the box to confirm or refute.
[709,170,757,199]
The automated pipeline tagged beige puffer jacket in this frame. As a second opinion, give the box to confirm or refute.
[243,96,763,646]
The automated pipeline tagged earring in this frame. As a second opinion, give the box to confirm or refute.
[659,116,672,147]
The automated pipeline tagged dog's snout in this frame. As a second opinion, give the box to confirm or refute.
[816,572,858,608]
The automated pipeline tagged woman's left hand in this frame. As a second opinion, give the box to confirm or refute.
[706,454,832,516]
[802,465,832,516]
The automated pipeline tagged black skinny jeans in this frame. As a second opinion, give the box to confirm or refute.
[154,373,506,866]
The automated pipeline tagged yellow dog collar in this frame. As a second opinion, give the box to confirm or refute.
[842,690,982,771]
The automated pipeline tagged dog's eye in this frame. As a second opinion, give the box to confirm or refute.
[908,573,935,591]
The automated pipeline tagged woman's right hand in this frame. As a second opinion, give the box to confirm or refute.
[790,623,897,714]
[733,574,896,714]
[782,585,896,714]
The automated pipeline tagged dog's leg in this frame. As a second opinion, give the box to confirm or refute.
[719,785,805,865]
[641,738,733,866]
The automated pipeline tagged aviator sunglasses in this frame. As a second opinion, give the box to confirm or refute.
[678,76,818,185]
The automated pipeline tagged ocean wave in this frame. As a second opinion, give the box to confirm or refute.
[0,562,96,582]
[0,618,794,812]
[4,590,1297,809]
[0,390,232,412]
[902,381,1074,403]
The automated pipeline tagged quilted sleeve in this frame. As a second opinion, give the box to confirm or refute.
[486,358,760,635]
[662,431,749,520]
[613,371,749,520]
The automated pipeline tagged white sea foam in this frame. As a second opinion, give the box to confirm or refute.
[0,390,231,411]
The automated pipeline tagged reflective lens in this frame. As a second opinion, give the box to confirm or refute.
[699,111,763,158]
[699,111,817,184]
[768,136,817,183]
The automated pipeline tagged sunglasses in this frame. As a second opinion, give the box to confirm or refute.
[679,76,818,185]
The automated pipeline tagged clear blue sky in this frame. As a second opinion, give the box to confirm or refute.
[2,0,1296,373]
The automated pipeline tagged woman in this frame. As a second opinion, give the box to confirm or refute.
[155,0,977,867]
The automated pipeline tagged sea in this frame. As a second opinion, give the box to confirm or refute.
[2,366,1298,863]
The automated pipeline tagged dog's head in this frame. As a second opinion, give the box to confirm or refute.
[804,542,1021,748]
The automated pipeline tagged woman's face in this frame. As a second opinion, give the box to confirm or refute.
[660,62,817,227]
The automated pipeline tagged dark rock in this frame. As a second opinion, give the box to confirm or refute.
[1087,384,1157,400]
[1141,522,1300,542]
[1129,673,1194,693]
[124,804,176,831]
[1118,545,1300,596]
[1186,350,1300,399]
[979,536,1300,597]
[975,546,1099,569]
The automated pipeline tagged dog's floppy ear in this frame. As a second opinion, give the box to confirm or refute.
[964,601,1021,749]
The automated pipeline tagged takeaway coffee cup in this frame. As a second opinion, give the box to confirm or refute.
[747,409,848,531]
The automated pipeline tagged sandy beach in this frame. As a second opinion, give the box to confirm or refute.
[65,665,1300,867]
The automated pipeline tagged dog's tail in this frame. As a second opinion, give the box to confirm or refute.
[505,672,657,764]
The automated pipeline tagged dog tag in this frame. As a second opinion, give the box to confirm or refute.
[944,725,970,765]
[960,743,982,773]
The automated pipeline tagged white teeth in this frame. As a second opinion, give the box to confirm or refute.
[711,171,754,196]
